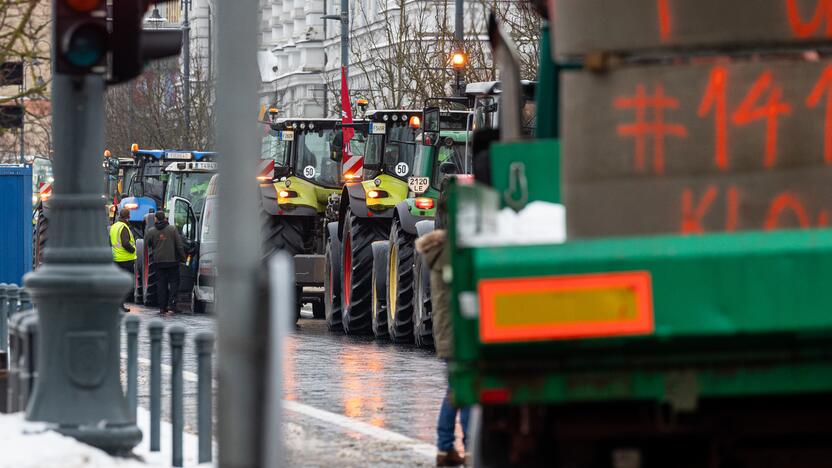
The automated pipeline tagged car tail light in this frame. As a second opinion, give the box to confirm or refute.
[414,197,434,209]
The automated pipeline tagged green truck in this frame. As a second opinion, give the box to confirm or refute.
[449,6,832,468]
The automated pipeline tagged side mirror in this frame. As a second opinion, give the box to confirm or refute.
[439,161,458,175]
[423,107,441,147]
[330,131,344,161]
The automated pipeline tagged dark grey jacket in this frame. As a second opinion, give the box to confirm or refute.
[145,220,185,267]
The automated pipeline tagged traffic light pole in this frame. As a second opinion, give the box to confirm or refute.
[24,73,140,453]
[454,0,463,96]
[215,0,267,466]
[182,0,191,144]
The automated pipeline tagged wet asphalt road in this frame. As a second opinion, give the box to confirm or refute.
[121,304,448,465]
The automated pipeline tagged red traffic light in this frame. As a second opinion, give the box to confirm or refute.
[65,0,103,12]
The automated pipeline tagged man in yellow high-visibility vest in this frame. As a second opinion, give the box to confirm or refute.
[110,208,137,311]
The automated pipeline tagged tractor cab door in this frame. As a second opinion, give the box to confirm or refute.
[170,196,199,293]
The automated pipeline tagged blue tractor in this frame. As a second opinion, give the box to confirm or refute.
[118,147,217,308]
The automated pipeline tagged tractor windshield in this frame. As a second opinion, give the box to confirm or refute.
[294,128,343,188]
[127,160,164,206]
[168,171,214,216]
[430,140,467,190]
[365,125,418,179]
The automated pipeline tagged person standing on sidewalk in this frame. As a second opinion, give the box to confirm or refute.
[110,208,137,311]
[145,210,185,316]
[417,187,470,467]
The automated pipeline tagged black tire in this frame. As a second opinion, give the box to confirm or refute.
[133,239,144,304]
[324,229,343,331]
[386,218,415,343]
[294,285,302,325]
[261,214,308,260]
[144,245,159,307]
[32,203,48,269]
[191,290,207,314]
[341,210,388,335]
[371,241,389,339]
[311,299,325,319]
[413,249,434,348]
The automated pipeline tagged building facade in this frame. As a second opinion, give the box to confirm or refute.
[256,0,500,118]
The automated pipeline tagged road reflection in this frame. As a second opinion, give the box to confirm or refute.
[283,319,446,444]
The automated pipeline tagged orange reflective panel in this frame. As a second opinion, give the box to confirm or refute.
[478,271,654,343]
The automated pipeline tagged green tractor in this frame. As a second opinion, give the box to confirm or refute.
[324,109,421,334]
[376,108,472,345]
[260,118,355,320]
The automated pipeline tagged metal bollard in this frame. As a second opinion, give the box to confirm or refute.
[169,325,186,467]
[0,284,16,354]
[18,313,38,411]
[195,331,215,463]
[124,315,140,422]
[148,319,164,452]
[0,283,8,413]
[17,289,32,313]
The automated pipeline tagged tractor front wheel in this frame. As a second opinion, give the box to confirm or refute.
[341,210,388,335]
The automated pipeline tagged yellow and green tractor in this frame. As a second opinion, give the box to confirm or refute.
[324,109,422,334]
[259,118,352,320]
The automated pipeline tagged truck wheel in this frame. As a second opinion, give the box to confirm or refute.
[324,231,343,331]
[412,249,434,348]
[371,241,390,339]
[191,290,207,314]
[341,210,387,335]
[386,218,415,343]
[32,203,48,269]
[134,239,145,303]
[311,299,325,319]
[144,247,159,307]
[261,214,307,259]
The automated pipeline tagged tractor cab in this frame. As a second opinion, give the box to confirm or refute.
[118,148,216,228]
[266,118,363,214]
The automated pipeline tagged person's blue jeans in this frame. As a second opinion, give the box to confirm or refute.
[437,387,470,451]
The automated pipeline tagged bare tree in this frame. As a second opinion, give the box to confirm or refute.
[334,0,539,114]
[105,53,215,156]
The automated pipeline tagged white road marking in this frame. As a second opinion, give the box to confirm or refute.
[124,354,437,458]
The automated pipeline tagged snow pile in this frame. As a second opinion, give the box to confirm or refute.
[496,201,566,245]
[462,201,566,247]
[0,413,146,468]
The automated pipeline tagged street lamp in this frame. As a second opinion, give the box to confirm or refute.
[450,50,467,97]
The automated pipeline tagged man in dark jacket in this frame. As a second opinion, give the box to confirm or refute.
[145,210,186,315]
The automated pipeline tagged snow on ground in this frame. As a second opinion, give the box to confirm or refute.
[0,412,145,468]
[0,410,210,468]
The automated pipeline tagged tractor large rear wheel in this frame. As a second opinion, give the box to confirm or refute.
[387,218,415,343]
[32,203,48,269]
[324,228,343,331]
[413,249,434,348]
[341,210,388,335]
[144,246,159,307]
[134,239,145,303]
